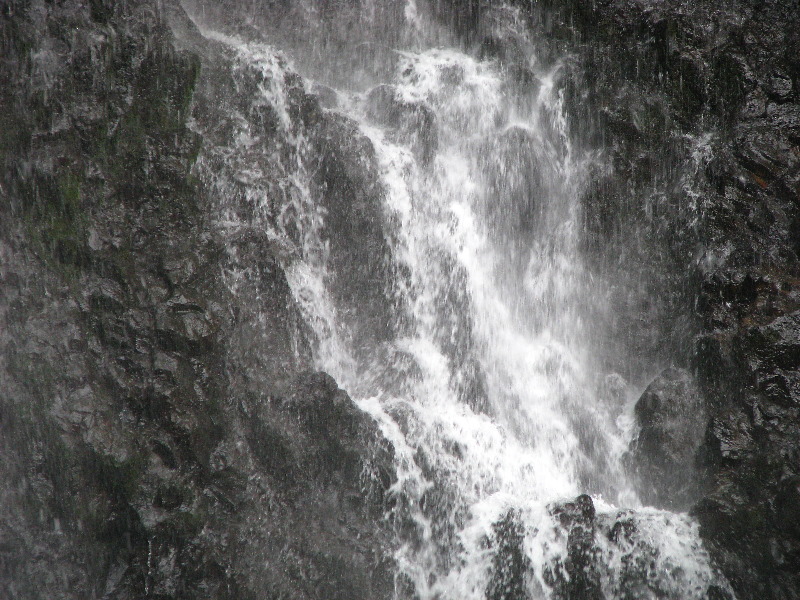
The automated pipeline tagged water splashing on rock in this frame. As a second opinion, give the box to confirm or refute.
[187,1,735,598]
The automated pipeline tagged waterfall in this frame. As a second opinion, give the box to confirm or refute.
[188,1,735,598]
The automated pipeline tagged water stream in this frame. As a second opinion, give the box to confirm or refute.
[189,1,734,597]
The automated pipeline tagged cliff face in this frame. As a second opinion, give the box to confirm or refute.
[2,0,799,599]
[535,1,800,597]
[0,2,395,599]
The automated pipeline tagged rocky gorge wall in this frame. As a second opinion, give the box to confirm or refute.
[1,0,799,599]
[0,2,395,598]
[533,2,800,597]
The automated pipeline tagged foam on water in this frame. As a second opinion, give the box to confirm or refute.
[191,7,734,599]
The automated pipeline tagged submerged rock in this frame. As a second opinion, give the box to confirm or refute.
[543,496,733,600]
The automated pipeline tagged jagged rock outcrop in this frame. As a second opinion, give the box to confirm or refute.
[185,25,397,367]
[0,1,396,599]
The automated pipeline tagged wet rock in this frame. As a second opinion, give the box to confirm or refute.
[365,84,438,166]
[311,112,396,356]
[311,82,339,109]
[0,1,396,599]
[486,510,531,600]
[776,476,800,540]
[504,0,800,596]
[693,312,800,599]
[545,495,602,600]
[765,73,794,102]
[236,372,397,600]
[596,509,736,600]
[629,367,708,510]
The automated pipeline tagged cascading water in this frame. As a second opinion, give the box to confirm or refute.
[188,1,735,598]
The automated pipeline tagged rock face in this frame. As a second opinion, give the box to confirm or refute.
[629,368,707,510]
[0,1,395,599]
[525,0,800,597]
[3,0,800,598]
[693,310,800,600]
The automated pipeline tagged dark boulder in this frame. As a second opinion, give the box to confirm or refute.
[629,367,708,510]
[545,494,602,600]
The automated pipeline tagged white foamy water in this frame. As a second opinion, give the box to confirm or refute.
[191,3,734,598]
